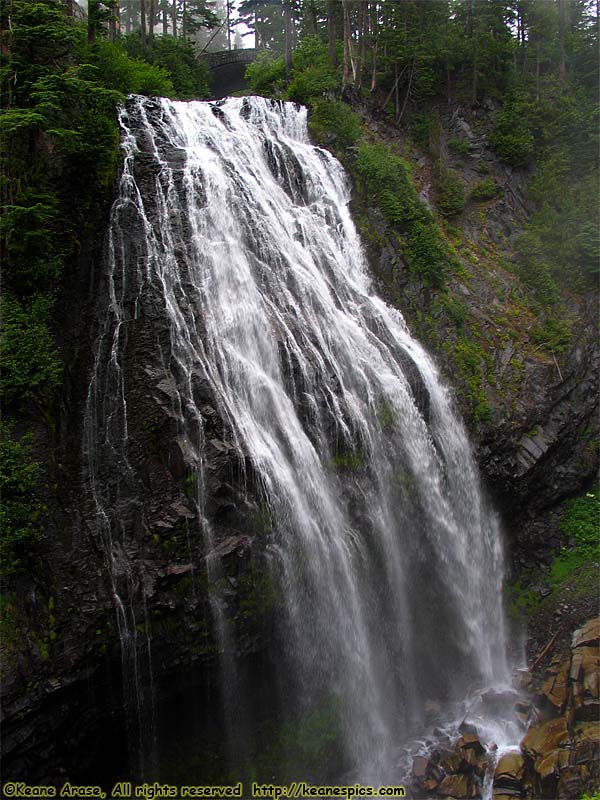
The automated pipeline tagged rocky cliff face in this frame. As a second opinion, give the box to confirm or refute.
[347,104,598,541]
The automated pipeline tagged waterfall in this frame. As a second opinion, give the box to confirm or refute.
[85,95,510,781]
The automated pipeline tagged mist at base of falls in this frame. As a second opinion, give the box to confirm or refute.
[84,94,512,783]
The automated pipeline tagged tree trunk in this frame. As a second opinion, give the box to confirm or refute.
[353,0,367,92]
[283,0,293,78]
[140,0,147,44]
[227,0,231,50]
[558,0,567,81]
[342,0,351,90]
[369,0,378,92]
[148,0,155,45]
[470,0,477,104]
[328,0,337,66]
[172,0,177,38]
[162,1,168,35]
[181,0,186,42]
[307,0,318,36]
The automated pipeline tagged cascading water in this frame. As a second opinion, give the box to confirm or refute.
[85,94,513,784]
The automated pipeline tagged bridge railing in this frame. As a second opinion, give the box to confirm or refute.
[200,48,261,68]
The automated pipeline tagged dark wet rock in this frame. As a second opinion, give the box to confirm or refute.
[412,755,429,779]
[458,720,479,736]
[459,734,485,755]
[438,772,474,798]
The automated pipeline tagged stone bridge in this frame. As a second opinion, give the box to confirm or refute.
[200,48,263,98]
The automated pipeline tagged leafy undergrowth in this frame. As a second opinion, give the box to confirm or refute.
[506,489,600,626]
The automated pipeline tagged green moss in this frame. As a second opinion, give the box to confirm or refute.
[235,568,277,640]
[251,693,345,781]
[184,471,196,498]
[505,581,540,622]
[446,336,492,424]
[376,401,396,431]
[331,447,364,472]
[0,595,19,660]
[249,506,275,537]
[559,490,600,550]
[435,294,469,328]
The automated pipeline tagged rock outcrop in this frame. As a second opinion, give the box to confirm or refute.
[408,619,599,799]
[349,106,598,530]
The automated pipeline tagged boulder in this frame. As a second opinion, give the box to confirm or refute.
[412,755,429,779]
[521,717,570,764]
[572,618,600,649]
[438,773,471,798]
[556,766,585,799]
[494,752,525,782]
[570,646,600,721]
[540,658,570,712]
[513,670,533,691]
[459,733,485,755]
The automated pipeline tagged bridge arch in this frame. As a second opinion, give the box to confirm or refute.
[200,48,264,99]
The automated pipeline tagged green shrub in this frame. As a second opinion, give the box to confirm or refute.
[286,37,338,105]
[515,229,559,307]
[0,192,64,292]
[92,39,174,96]
[410,112,435,151]
[355,141,456,287]
[560,491,599,549]
[449,137,470,156]
[356,141,427,225]
[308,100,363,149]
[530,315,572,353]
[122,34,210,99]
[437,294,469,327]
[406,221,450,289]
[0,424,44,578]
[436,168,465,217]
[470,177,499,202]
[548,490,600,587]
[245,52,286,97]
[0,292,62,407]
[491,97,535,167]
